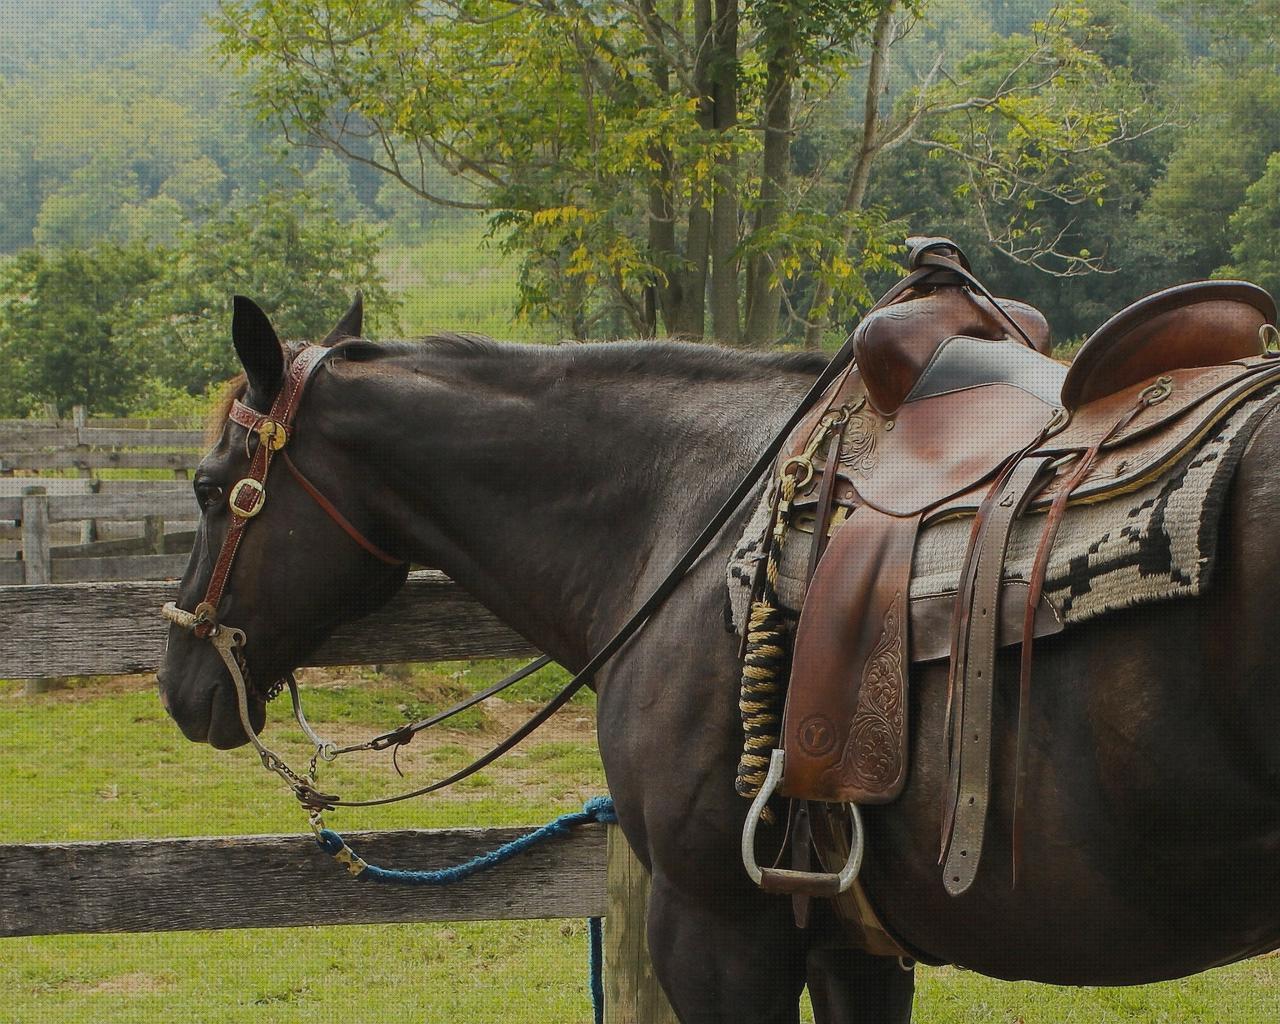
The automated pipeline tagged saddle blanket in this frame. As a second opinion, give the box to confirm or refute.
[728,389,1280,634]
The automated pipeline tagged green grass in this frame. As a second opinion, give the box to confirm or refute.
[2,675,1277,1022]
[379,217,558,343]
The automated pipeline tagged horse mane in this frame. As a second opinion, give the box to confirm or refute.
[208,374,248,444]
[332,333,831,381]
[206,334,827,441]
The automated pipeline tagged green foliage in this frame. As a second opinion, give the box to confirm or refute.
[1218,151,1280,293]
[0,188,402,411]
[303,151,369,224]
[218,0,1167,344]
[0,243,164,415]
[1138,67,1280,282]
[138,188,402,392]
[0,24,299,256]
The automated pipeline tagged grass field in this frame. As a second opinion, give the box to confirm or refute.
[379,218,558,343]
[2,667,1277,1023]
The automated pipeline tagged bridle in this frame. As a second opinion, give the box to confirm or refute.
[161,241,994,826]
[162,343,408,802]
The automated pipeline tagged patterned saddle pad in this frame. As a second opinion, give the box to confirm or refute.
[728,389,1280,636]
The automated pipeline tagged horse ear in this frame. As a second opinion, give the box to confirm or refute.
[231,296,284,397]
[321,291,363,346]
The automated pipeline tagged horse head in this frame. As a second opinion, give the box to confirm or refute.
[157,294,409,748]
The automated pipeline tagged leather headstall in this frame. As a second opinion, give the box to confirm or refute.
[187,344,403,641]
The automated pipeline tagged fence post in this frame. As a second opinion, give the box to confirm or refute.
[72,405,98,543]
[604,825,679,1024]
[20,486,54,695]
[143,514,164,554]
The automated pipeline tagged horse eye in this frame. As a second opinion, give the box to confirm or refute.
[194,481,224,511]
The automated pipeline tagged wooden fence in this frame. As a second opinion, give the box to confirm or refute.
[0,406,203,474]
[1,408,202,584]
[0,571,678,1022]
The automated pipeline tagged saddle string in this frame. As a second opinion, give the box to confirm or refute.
[1009,385,1161,883]
[911,247,1038,350]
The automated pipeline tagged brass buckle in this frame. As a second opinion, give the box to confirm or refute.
[229,478,266,518]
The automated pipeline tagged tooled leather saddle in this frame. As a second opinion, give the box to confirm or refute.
[745,237,1280,904]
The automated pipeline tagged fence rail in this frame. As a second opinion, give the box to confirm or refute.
[0,407,202,473]
[0,825,608,937]
[0,570,534,677]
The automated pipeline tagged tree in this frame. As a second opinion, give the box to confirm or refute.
[1217,151,1280,294]
[862,0,1185,340]
[0,243,164,414]
[1136,66,1280,284]
[137,188,401,392]
[302,150,368,223]
[219,0,1161,346]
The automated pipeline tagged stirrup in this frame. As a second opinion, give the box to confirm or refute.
[741,749,865,897]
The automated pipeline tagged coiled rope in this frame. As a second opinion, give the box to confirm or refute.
[735,473,798,808]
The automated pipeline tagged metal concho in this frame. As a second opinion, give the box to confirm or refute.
[229,477,267,518]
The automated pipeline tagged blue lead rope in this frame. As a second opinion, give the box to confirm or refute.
[316,796,618,1024]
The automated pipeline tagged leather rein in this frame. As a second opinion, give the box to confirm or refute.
[162,244,995,819]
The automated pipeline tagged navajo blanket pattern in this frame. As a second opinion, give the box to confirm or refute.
[728,390,1280,633]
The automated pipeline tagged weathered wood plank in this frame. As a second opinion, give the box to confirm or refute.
[0,486,194,522]
[47,489,195,523]
[0,416,198,432]
[1,450,200,472]
[0,426,78,450]
[0,418,62,431]
[19,488,53,694]
[0,477,96,498]
[0,571,537,677]
[20,489,51,586]
[0,562,22,585]
[0,824,608,936]
[50,552,189,583]
[605,829,680,1024]
[75,427,202,448]
[50,529,194,559]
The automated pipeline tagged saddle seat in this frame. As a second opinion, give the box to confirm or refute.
[744,237,1280,906]
[855,239,1276,421]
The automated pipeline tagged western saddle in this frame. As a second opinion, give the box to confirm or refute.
[739,237,1280,923]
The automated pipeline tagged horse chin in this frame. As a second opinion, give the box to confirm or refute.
[161,669,267,749]
[206,685,267,750]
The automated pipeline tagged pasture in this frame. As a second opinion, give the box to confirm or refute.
[3,666,1277,1023]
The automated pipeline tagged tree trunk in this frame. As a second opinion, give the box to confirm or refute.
[708,0,740,344]
[640,0,684,337]
[804,4,895,349]
[682,0,717,339]
[743,41,794,348]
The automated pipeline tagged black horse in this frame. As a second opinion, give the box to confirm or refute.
[158,296,1280,1023]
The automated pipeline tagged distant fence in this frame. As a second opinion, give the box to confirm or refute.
[0,571,678,1022]
[1,407,202,584]
[0,406,203,474]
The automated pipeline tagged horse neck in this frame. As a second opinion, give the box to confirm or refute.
[321,342,818,669]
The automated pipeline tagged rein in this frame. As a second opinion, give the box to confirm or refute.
[162,246,967,822]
